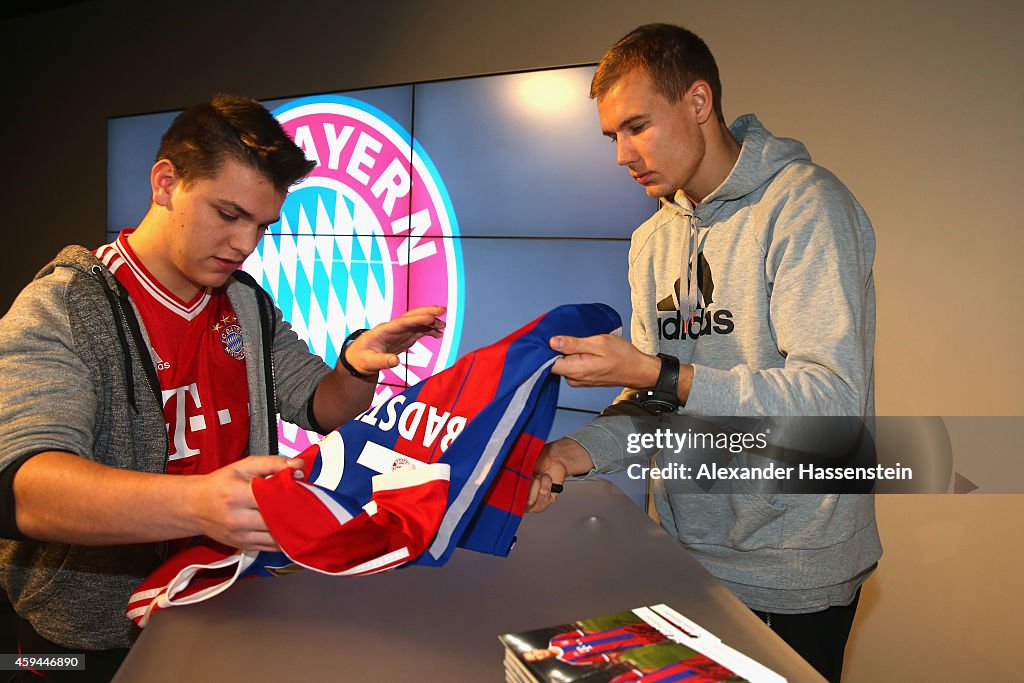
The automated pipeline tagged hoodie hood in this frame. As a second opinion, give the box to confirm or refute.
[35,245,106,280]
[663,114,812,317]
[707,114,812,206]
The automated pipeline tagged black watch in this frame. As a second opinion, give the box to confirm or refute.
[637,353,681,414]
[339,328,374,379]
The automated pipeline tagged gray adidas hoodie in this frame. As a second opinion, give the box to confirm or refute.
[570,114,882,613]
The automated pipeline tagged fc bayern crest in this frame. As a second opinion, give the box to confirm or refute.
[220,324,246,360]
[243,95,464,456]
[391,456,414,472]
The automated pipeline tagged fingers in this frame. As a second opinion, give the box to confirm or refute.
[537,474,564,500]
[222,525,280,552]
[406,305,447,317]
[550,333,622,357]
[388,306,447,333]
[232,455,303,480]
[352,308,448,366]
[199,500,278,551]
[526,473,564,513]
[550,349,603,383]
[237,531,281,553]
[549,334,660,388]
[527,445,570,513]
[527,477,551,513]
[356,350,401,372]
[551,355,585,380]
[401,305,446,325]
[527,476,540,509]
[249,542,281,553]
[550,335,599,382]
[198,458,308,550]
[549,334,583,354]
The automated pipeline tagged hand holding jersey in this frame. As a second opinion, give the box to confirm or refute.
[527,439,588,513]
[189,455,305,553]
[550,333,662,389]
[552,334,696,403]
[187,305,449,552]
[196,306,448,552]
[528,334,696,513]
[530,334,642,514]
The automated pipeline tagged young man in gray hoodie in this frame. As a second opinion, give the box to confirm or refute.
[528,24,880,682]
[0,94,445,680]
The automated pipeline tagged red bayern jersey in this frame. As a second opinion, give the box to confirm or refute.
[610,655,742,682]
[551,624,668,665]
[96,229,250,475]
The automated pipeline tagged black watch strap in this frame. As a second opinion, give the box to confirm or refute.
[340,328,374,379]
[637,353,681,414]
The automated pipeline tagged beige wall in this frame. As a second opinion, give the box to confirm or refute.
[2,0,1021,679]
[846,495,1023,680]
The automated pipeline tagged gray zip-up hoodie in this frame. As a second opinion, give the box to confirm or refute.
[571,114,882,613]
[0,246,332,649]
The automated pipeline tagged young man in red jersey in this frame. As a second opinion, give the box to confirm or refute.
[0,94,444,679]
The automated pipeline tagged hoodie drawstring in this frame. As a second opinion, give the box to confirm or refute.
[681,213,700,322]
[670,189,702,325]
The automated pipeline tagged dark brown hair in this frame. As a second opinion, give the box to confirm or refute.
[156,93,315,191]
[591,24,725,122]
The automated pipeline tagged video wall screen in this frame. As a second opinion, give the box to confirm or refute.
[107,65,654,481]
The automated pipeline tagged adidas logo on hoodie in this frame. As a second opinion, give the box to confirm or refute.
[656,255,734,341]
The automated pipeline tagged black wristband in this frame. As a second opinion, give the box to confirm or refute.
[339,328,374,379]
[637,353,681,414]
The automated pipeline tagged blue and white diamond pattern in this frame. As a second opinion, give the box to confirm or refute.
[243,177,395,369]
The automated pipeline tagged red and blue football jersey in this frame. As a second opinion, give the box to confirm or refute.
[610,656,742,682]
[550,623,668,665]
[128,303,621,626]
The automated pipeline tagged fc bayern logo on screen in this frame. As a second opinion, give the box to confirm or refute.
[243,95,464,456]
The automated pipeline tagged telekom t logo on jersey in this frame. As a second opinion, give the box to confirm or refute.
[162,383,234,461]
[243,95,464,457]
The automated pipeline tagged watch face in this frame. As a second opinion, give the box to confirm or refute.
[641,396,677,414]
